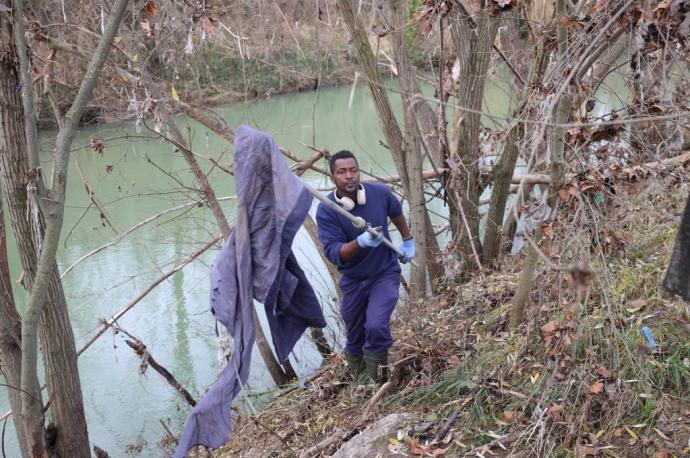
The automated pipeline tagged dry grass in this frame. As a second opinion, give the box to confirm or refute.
[218,174,690,458]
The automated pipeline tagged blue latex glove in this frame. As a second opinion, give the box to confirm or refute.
[356,227,383,248]
[398,238,415,263]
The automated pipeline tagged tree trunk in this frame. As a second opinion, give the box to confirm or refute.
[2,3,92,456]
[11,0,129,455]
[0,198,31,458]
[509,0,572,330]
[483,40,549,265]
[0,10,31,457]
[448,5,500,270]
[388,0,428,298]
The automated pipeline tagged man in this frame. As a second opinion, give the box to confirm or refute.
[316,150,415,384]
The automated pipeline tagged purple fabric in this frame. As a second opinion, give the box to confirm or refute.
[340,270,400,355]
[316,183,402,280]
[174,125,326,457]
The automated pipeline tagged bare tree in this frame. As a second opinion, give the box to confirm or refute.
[447,2,503,271]
[2,0,129,455]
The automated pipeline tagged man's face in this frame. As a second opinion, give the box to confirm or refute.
[331,158,360,195]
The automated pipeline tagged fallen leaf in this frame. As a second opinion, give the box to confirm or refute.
[502,410,523,422]
[541,321,558,335]
[576,444,599,456]
[625,426,639,441]
[589,382,604,394]
[171,85,180,102]
[558,15,585,31]
[202,16,214,34]
[547,404,563,421]
[409,438,448,456]
[654,428,670,440]
[446,355,460,369]
[626,299,646,313]
[558,188,570,201]
[140,20,153,38]
[594,367,613,379]
[143,0,156,16]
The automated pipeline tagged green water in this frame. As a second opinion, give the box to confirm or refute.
[0,72,581,456]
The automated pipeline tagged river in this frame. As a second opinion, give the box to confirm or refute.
[0,69,624,456]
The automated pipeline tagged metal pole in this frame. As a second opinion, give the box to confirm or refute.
[301,181,416,265]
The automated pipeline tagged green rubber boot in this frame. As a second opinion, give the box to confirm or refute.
[344,352,365,383]
[363,350,389,384]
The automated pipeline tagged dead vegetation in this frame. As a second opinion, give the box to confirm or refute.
[221,172,690,457]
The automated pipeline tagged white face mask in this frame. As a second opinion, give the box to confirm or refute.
[334,184,366,211]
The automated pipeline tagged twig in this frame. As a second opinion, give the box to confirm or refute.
[299,382,393,457]
[76,236,220,357]
[432,388,477,444]
[465,432,521,456]
[73,157,120,234]
[159,419,178,445]
[252,417,297,455]
[61,197,234,277]
[362,381,392,418]
[124,337,197,407]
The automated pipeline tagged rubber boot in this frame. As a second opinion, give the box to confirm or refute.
[344,352,365,383]
[363,349,389,384]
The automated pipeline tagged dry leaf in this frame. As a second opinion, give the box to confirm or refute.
[140,20,153,38]
[547,404,563,421]
[502,410,523,422]
[446,355,460,369]
[558,15,585,31]
[653,0,673,17]
[541,321,558,335]
[202,16,214,34]
[143,0,156,16]
[594,367,613,379]
[90,137,105,155]
[409,438,448,456]
[576,444,599,456]
[589,382,604,394]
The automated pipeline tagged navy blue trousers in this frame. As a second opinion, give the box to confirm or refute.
[340,270,400,355]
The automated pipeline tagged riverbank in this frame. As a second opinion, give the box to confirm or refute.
[214,172,690,457]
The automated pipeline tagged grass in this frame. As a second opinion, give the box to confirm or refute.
[217,176,690,457]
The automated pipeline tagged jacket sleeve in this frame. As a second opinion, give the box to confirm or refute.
[385,186,403,218]
[316,205,346,268]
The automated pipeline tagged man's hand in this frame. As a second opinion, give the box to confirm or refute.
[398,238,415,263]
[356,226,383,248]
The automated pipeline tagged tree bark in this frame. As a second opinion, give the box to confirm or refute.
[509,0,571,330]
[388,0,428,298]
[0,198,30,458]
[448,5,500,270]
[483,40,549,265]
[11,0,129,455]
[0,8,32,456]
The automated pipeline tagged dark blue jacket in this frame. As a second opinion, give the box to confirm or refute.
[316,183,402,280]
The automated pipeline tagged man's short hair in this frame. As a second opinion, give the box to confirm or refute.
[329,150,358,174]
